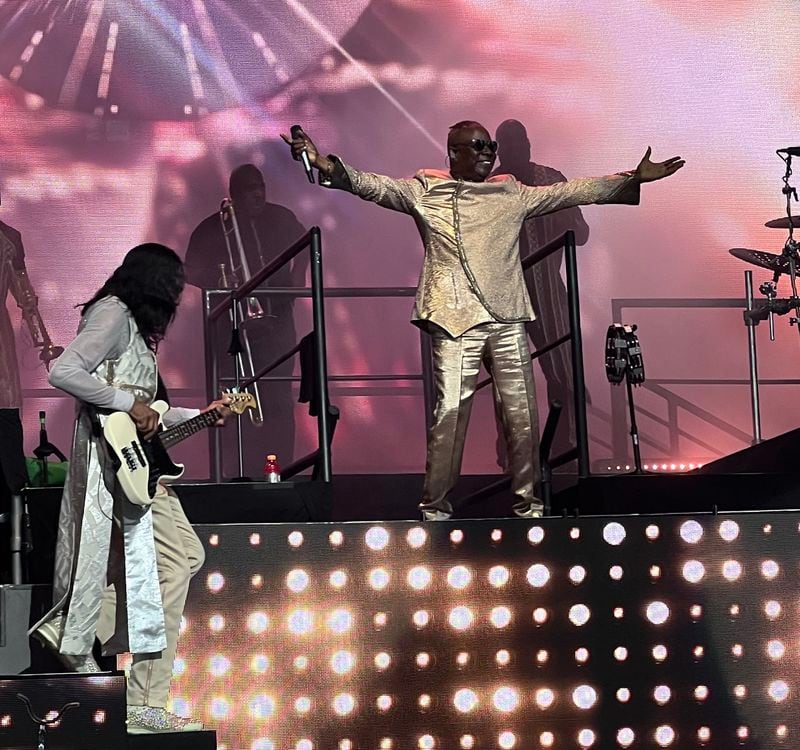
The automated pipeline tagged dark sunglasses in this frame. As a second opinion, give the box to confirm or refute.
[452,138,498,154]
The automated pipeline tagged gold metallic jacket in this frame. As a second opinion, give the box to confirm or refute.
[325,159,640,337]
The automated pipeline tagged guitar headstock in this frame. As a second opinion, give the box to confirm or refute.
[222,390,258,415]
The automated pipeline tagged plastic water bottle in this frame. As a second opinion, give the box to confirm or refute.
[264,454,281,483]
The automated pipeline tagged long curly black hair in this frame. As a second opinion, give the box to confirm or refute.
[81,243,185,351]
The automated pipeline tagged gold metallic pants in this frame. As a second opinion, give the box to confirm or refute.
[420,322,541,515]
[97,485,205,708]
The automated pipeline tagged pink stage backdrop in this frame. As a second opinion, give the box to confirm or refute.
[2,0,799,476]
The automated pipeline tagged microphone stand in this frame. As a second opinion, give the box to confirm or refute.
[777,151,800,338]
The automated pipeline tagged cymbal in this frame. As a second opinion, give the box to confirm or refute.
[729,247,790,274]
[765,216,800,229]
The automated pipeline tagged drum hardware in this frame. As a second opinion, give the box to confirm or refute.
[605,323,645,474]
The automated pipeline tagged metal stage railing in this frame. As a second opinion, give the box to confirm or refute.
[461,230,590,511]
[609,293,800,462]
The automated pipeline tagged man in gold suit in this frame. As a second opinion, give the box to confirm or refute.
[283,122,684,519]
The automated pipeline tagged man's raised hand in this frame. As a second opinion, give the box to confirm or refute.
[280,128,319,167]
[634,147,685,183]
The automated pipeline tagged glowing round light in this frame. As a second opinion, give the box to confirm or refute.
[376,695,392,711]
[617,728,635,748]
[645,524,660,540]
[653,685,671,705]
[540,732,555,748]
[650,565,661,579]
[680,520,703,544]
[690,605,703,619]
[329,570,348,589]
[374,652,391,670]
[333,693,355,716]
[722,559,742,581]
[460,736,475,750]
[655,726,675,747]
[207,572,225,593]
[209,655,231,677]
[609,565,624,581]
[374,612,388,628]
[694,685,709,701]
[570,527,581,540]
[296,741,313,750]
[718,520,739,541]
[247,611,269,634]
[575,647,589,663]
[339,742,353,750]
[734,684,746,698]
[498,731,516,749]
[251,574,263,589]
[569,604,591,626]
[603,522,626,546]
[489,565,511,587]
[737,727,749,740]
[413,610,430,628]
[614,647,628,661]
[250,654,270,674]
[416,652,431,668]
[450,530,464,544]
[729,603,740,616]
[326,609,353,635]
[293,655,308,671]
[406,527,427,548]
[368,568,390,591]
[407,566,432,590]
[536,650,549,665]
[92,709,105,724]
[682,560,705,583]
[527,526,545,545]
[765,600,782,620]
[365,526,390,551]
[652,645,668,662]
[295,696,312,714]
[172,657,187,677]
[491,528,503,542]
[447,565,473,589]
[449,606,474,630]
[613,607,624,619]
[569,565,587,584]
[697,727,711,743]
[287,531,304,548]
[577,729,596,748]
[693,646,705,659]
[209,614,225,632]
[286,569,310,593]
[490,606,512,628]
[247,533,259,546]
[252,739,275,750]
[456,651,470,667]
[418,735,435,749]
[533,607,549,624]
[248,694,275,720]
[496,650,511,666]
[572,685,597,709]
[731,643,743,658]
[768,640,786,660]
[535,688,555,709]
[453,688,479,713]
[777,725,788,738]
[380,741,393,750]
[617,688,631,703]
[330,650,355,675]
[420,694,433,710]
[769,680,789,702]
[492,686,520,712]
[210,697,230,720]
[646,601,670,625]
[287,609,313,635]
[328,530,344,547]
[761,559,780,580]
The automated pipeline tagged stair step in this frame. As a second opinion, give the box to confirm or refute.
[128,729,217,748]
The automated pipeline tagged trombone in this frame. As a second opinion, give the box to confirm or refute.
[218,198,264,425]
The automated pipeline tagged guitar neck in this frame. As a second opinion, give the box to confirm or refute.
[159,410,219,449]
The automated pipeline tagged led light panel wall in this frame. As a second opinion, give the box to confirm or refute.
[174,514,798,749]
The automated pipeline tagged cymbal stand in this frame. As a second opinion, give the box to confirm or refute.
[777,151,800,337]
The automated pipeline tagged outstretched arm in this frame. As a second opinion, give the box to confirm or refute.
[281,128,423,213]
[633,147,685,183]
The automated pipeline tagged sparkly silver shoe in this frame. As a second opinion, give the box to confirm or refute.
[513,505,544,519]
[32,613,102,673]
[420,507,452,521]
[126,706,204,734]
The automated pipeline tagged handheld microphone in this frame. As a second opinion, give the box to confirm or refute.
[291,124,315,183]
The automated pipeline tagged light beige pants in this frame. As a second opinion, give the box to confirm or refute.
[420,322,542,515]
[96,485,205,708]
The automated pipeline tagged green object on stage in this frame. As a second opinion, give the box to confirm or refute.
[25,457,68,487]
